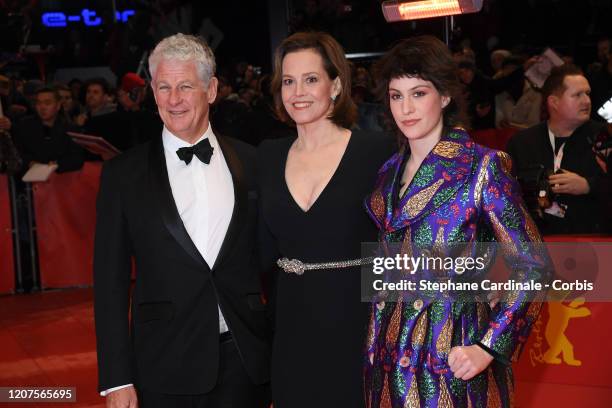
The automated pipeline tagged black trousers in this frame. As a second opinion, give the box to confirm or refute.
[137,339,270,408]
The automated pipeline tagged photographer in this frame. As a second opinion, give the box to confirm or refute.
[508,64,609,234]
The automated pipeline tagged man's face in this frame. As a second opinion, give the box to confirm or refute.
[58,89,74,112]
[218,83,232,100]
[151,59,217,143]
[86,84,107,112]
[118,87,144,111]
[597,39,610,63]
[551,75,591,128]
[457,68,474,85]
[35,92,61,123]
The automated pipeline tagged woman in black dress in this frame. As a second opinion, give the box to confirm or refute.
[257,32,394,407]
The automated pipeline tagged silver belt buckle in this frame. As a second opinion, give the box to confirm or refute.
[277,258,306,275]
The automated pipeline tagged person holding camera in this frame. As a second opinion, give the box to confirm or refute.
[507,64,609,235]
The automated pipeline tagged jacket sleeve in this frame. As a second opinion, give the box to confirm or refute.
[93,160,134,391]
[476,150,553,364]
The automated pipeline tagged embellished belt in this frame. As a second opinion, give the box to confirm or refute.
[277,257,374,275]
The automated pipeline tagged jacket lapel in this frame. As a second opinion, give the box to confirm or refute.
[148,136,209,268]
[385,128,476,233]
[212,134,247,270]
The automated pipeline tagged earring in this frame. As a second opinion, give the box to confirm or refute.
[331,94,337,102]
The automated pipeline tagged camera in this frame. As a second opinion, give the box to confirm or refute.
[516,165,561,215]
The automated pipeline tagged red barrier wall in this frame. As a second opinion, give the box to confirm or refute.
[32,162,102,288]
[514,236,612,406]
[0,174,14,294]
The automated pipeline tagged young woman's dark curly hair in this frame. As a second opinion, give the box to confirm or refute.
[373,35,468,143]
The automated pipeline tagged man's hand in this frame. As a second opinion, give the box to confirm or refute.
[549,169,590,195]
[75,113,87,127]
[475,103,492,118]
[595,154,608,174]
[523,56,538,72]
[594,147,611,174]
[448,345,494,380]
[106,386,137,408]
[0,116,11,131]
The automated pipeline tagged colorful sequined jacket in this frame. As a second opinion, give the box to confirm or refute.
[363,128,551,408]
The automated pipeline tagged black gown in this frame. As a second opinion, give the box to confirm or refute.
[257,130,395,408]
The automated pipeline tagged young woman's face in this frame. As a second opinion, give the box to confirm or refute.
[388,76,449,143]
[281,49,339,126]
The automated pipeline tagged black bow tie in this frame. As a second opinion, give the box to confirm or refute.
[176,138,214,165]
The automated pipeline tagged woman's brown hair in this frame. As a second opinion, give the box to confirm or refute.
[270,31,357,129]
[373,35,467,142]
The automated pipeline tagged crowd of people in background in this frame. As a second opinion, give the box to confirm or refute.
[0,32,610,235]
[0,38,612,140]
[3,35,611,143]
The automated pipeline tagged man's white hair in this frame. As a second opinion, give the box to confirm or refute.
[149,33,216,84]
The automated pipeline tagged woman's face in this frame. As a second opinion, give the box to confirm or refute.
[281,49,339,126]
[388,76,449,142]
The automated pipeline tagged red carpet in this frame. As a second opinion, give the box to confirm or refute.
[0,288,103,407]
[2,288,610,407]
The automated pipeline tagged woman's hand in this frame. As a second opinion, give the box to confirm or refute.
[448,345,494,380]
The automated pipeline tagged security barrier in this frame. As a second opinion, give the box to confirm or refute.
[32,162,102,288]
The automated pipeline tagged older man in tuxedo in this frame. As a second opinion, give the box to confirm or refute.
[94,33,270,408]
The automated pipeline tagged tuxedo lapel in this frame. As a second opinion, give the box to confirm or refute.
[213,134,247,270]
[148,136,209,268]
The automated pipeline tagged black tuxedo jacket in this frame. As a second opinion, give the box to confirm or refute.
[94,133,271,394]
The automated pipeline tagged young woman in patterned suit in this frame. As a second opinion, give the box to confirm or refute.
[363,36,551,408]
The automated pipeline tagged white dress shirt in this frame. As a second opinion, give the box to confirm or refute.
[101,124,234,396]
